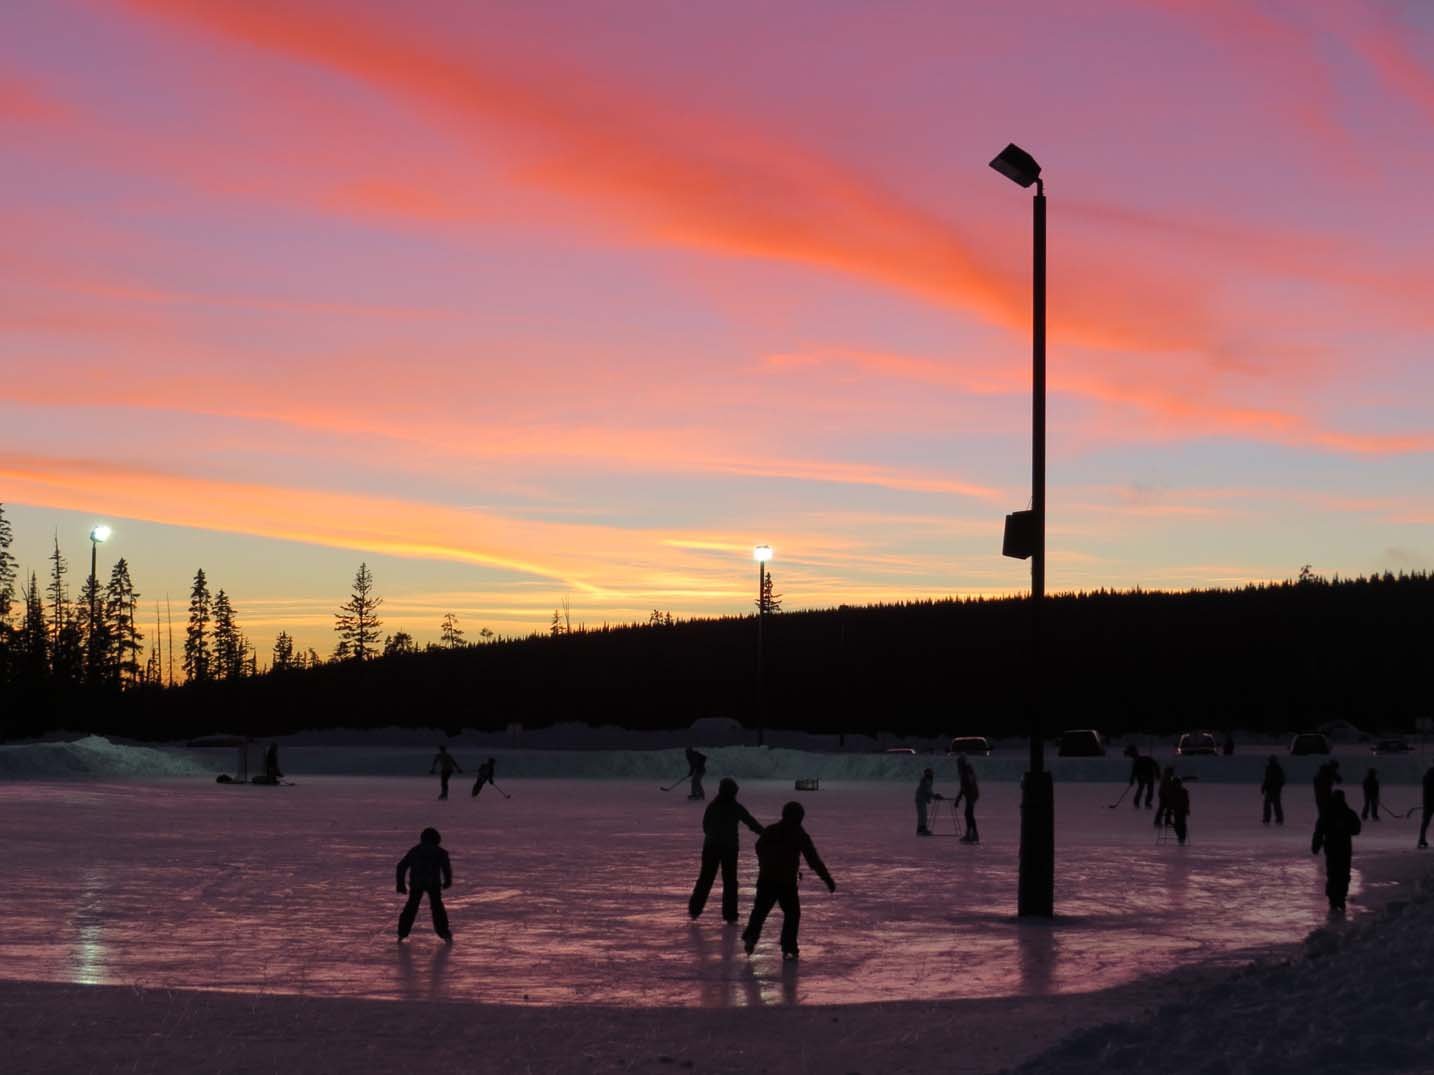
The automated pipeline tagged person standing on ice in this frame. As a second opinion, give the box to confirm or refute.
[1168,777,1191,845]
[914,768,943,835]
[263,742,282,784]
[953,755,980,843]
[396,827,454,942]
[689,777,765,923]
[1312,759,1341,820]
[684,747,708,800]
[1311,788,1361,912]
[430,745,463,800]
[742,801,835,960]
[1126,746,1158,810]
[472,757,496,798]
[1418,763,1434,849]
[1360,768,1381,821]
[1261,755,1286,825]
[1154,766,1176,828]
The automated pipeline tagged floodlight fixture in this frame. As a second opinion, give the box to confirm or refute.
[753,544,773,563]
[90,525,112,544]
[989,143,1042,189]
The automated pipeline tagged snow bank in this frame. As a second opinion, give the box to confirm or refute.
[0,735,213,779]
[1013,871,1434,1074]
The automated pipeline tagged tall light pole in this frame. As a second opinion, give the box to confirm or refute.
[754,544,773,747]
[990,142,1054,918]
[89,524,112,677]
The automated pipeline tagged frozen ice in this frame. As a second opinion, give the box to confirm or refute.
[1,772,1420,1009]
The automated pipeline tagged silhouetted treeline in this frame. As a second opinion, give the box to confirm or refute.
[6,569,1432,742]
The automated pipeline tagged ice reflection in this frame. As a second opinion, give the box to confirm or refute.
[0,778,1404,1009]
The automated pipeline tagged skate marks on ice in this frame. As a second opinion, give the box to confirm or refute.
[0,778,1412,1009]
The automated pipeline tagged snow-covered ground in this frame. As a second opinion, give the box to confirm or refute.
[1,775,1426,1010]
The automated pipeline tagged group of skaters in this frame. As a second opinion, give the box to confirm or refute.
[429,746,500,800]
[1125,748,1193,842]
[914,755,981,842]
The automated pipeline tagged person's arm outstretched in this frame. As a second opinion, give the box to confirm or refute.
[440,849,453,890]
[738,804,765,835]
[396,852,411,893]
[801,833,836,893]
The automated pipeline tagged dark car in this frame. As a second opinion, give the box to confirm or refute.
[948,736,993,756]
[1371,738,1412,755]
[1058,729,1105,757]
[1176,732,1218,756]
[1290,732,1332,756]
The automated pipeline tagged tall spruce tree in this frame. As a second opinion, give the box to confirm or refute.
[334,563,382,661]
[47,533,68,651]
[183,569,211,683]
[211,589,241,680]
[0,503,15,628]
[440,612,464,648]
[271,630,296,672]
[18,572,48,679]
[105,558,142,688]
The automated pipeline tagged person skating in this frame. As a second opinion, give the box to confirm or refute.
[1261,755,1286,825]
[430,745,462,800]
[689,777,765,923]
[953,755,980,843]
[1419,763,1434,849]
[472,757,496,798]
[1169,777,1191,845]
[1361,768,1381,821]
[1312,759,1341,819]
[1311,789,1361,912]
[396,827,453,941]
[263,742,282,784]
[682,746,709,800]
[1154,766,1176,827]
[1126,747,1159,810]
[742,801,835,960]
[914,768,943,835]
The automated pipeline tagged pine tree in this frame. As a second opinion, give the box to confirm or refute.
[47,533,68,652]
[144,603,162,687]
[17,572,48,678]
[759,571,782,614]
[440,612,464,648]
[0,503,16,628]
[334,563,382,661]
[211,589,241,680]
[105,558,142,688]
[76,571,112,685]
[272,630,296,672]
[550,609,564,636]
[183,569,211,683]
[383,631,415,656]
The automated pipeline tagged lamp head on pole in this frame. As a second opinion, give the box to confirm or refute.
[753,544,773,564]
[90,525,112,544]
[989,143,1042,188]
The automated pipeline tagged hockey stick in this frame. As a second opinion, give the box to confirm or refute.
[1108,785,1133,809]
[660,774,687,792]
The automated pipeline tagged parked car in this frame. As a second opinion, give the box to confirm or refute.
[1290,732,1332,756]
[1176,732,1218,756]
[1372,738,1413,755]
[948,736,993,756]
[1058,729,1105,757]
[883,747,917,755]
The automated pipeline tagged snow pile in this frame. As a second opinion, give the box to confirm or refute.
[0,735,214,779]
[1012,873,1434,1074]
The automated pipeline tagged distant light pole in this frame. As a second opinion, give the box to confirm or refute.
[990,142,1054,918]
[754,544,773,746]
[89,525,112,675]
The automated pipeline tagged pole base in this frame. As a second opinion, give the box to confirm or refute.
[1018,769,1054,917]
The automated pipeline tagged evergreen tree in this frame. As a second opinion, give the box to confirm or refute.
[47,533,68,652]
[334,563,383,661]
[183,569,211,683]
[383,631,416,656]
[759,571,782,614]
[440,612,464,648]
[550,609,564,636]
[105,558,142,688]
[17,572,48,678]
[76,571,112,685]
[0,503,15,628]
[478,627,494,642]
[211,589,242,680]
[271,630,296,672]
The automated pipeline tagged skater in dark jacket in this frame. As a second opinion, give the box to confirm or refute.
[1312,760,1341,819]
[914,768,942,835]
[1168,778,1191,845]
[689,777,764,922]
[472,757,496,798]
[1127,748,1159,809]
[1154,766,1176,827]
[263,742,282,784]
[1361,768,1381,821]
[1311,789,1361,912]
[396,827,453,941]
[1419,764,1434,849]
[742,801,835,959]
[430,746,462,800]
[685,747,708,800]
[1261,756,1286,825]
[954,755,980,843]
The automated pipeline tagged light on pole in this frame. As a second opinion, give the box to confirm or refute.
[753,545,773,746]
[89,525,112,674]
[990,142,1054,918]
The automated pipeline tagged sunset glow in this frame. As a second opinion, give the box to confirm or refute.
[3,1,1432,652]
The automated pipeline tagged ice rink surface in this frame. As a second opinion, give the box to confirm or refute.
[0,775,1419,1008]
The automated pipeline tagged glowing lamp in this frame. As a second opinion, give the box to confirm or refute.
[90,525,112,543]
[753,544,773,563]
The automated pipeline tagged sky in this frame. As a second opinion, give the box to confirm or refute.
[3,0,1433,656]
